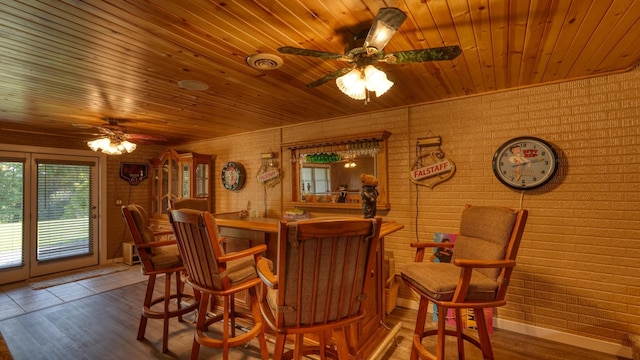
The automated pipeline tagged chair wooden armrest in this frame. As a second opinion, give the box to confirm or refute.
[449,259,517,303]
[410,241,455,262]
[256,258,277,289]
[453,258,516,268]
[410,241,455,249]
[136,239,178,249]
[152,229,174,236]
[217,244,267,263]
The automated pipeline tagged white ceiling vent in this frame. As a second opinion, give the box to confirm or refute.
[246,53,283,70]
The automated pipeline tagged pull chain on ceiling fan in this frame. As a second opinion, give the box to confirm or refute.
[278,7,462,104]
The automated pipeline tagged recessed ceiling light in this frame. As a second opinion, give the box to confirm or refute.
[246,53,283,70]
[178,80,209,91]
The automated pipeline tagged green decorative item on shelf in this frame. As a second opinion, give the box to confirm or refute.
[305,152,341,163]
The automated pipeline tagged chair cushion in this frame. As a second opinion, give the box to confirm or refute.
[210,257,272,290]
[150,244,183,270]
[127,204,156,244]
[401,262,498,302]
[453,206,517,280]
[172,198,209,211]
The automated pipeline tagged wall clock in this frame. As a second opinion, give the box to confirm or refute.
[221,162,246,191]
[492,137,559,190]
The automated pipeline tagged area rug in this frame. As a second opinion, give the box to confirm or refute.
[26,264,131,290]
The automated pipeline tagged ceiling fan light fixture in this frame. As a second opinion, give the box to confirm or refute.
[336,68,367,100]
[87,137,137,155]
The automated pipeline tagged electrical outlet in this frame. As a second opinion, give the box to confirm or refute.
[116,200,122,205]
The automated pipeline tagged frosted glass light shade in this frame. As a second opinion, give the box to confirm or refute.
[364,65,394,97]
[336,68,366,100]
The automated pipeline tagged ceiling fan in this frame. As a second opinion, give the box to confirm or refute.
[74,118,166,154]
[278,7,461,100]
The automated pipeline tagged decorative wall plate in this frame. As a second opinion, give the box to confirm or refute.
[221,162,246,191]
[492,136,558,190]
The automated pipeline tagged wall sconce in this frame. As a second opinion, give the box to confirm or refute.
[87,137,137,155]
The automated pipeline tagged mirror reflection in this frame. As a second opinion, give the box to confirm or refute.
[300,154,375,204]
[285,131,391,210]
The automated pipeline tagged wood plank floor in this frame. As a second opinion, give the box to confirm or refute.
[0,280,629,360]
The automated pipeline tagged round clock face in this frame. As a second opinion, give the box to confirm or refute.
[221,162,246,191]
[492,137,558,190]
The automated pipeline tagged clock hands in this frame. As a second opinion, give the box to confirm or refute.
[508,157,544,167]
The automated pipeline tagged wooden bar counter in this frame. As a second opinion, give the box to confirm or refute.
[214,212,404,359]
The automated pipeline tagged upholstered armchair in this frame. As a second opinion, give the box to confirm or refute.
[169,208,269,360]
[401,205,528,360]
[121,204,199,353]
[256,217,382,360]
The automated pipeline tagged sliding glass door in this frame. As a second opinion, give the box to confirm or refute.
[0,153,28,282]
[0,151,99,283]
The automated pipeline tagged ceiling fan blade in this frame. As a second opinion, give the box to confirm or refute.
[306,67,353,88]
[364,7,407,53]
[385,46,462,64]
[278,46,344,60]
[126,133,167,142]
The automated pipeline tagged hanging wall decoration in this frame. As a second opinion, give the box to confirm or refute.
[119,163,148,185]
[256,152,281,188]
[221,161,246,191]
[409,136,456,189]
[492,136,558,190]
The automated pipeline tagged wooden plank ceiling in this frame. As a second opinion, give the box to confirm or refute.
[1,0,639,146]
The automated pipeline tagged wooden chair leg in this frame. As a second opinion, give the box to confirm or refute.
[293,334,305,360]
[138,274,156,340]
[411,296,430,360]
[436,305,447,360]
[191,293,209,360]
[162,271,172,353]
[230,293,236,338]
[474,308,494,360]
[318,331,329,360]
[333,327,350,359]
[248,287,270,360]
[455,308,465,359]
[174,271,184,322]
[274,334,286,360]
[223,295,230,360]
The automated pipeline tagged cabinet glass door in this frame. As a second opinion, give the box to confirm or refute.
[182,163,190,197]
[195,163,209,197]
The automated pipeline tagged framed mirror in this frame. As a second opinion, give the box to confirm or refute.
[284,131,391,210]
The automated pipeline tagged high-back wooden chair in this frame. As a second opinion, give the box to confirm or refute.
[169,208,269,360]
[121,204,199,353]
[401,205,528,360]
[256,216,382,360]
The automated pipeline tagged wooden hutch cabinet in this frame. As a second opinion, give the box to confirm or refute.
[148,148,212,227]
